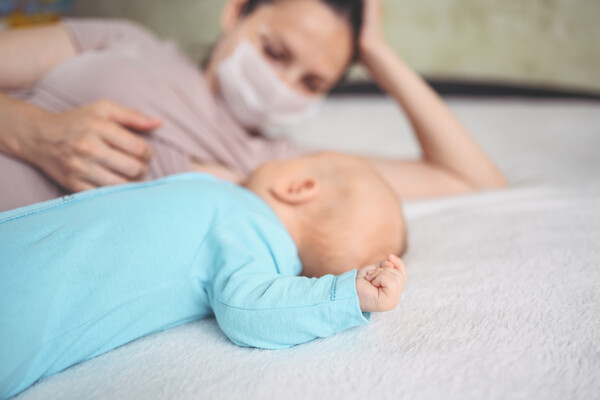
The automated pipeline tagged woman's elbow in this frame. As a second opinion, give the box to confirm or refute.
[483,172,509,189]
[464,168,509,192]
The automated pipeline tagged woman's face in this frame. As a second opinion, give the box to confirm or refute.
[206,0,355,96]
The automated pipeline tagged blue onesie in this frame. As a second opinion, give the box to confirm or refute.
[0,173,370,399]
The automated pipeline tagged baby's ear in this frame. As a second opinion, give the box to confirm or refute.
[270,178,319,205]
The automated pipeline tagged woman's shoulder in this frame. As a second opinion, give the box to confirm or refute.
[61,17,170,55]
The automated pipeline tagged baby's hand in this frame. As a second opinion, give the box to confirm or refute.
[356,254,407,312]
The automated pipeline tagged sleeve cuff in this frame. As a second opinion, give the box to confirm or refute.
[332,269,372,324]
[60,18,85,53]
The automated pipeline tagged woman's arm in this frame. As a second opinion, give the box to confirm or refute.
[0,95,159,191]
[0,23,76,90]
[358,0,507,200]
[0,23,74,170]
[0,22,161,192]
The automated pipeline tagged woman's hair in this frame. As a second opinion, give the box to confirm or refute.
[241,0,364,60]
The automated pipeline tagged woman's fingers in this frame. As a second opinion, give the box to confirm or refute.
[99,131,151,178]
[72,124,150,179]
[92,100,162,132]
[99,121,153,163]
[99,146,149,179]
[64,153,129,188]
[27,101,157,193]
[82,162,129,187]
[69,179,97,193]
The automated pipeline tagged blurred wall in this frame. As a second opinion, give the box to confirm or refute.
[73,0,600,93]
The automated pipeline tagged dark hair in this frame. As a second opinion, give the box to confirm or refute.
[241,0,364,60]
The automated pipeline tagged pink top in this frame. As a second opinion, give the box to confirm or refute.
[0,18,306,211]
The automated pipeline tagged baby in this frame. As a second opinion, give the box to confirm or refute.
[245,152,407,309]
[0,152,407,399]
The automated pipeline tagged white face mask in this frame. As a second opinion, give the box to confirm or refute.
[216,39,323,130]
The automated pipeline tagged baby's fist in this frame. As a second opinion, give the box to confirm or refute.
[356,255,407,312]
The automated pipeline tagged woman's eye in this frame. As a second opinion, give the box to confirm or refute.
[264,45,285,61]
[303,79,321,93]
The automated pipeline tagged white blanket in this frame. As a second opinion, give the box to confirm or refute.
[15,98,600,400]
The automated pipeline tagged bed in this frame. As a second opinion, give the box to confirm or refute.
[13,96,600,400]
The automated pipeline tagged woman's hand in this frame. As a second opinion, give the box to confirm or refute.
[356,254,407,312]
[359,0,396,81]
[23,100,162,192]
[359,0,388,61]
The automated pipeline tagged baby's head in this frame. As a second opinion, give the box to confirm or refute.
[244,152,407,277]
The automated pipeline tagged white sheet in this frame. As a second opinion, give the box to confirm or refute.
[14,98,600,400]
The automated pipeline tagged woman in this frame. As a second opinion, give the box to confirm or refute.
[0,0,506,212]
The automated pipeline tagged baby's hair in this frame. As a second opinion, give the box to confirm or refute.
[300,153,407,275]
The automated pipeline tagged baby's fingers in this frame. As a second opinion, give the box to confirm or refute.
[372,271,404,307]
[370,270,393,288]
[388,255,407,275]
[367,268,392,286]
[388,254,404,268]
[358,263,379,279]
[365,268,380,283]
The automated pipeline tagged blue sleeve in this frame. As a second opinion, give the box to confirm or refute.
[203,203,370,349]
[207,231,371,349]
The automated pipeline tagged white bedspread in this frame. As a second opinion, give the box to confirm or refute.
[14,98,600,400]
